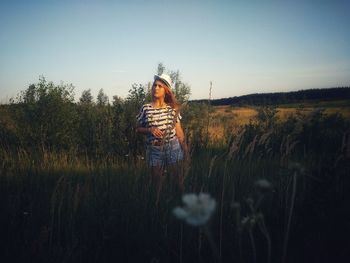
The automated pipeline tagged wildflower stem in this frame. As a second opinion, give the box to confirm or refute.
[203,225,221,263]
[248,228,257,263]
[282,171,297,263]
[180,223,183,263]
[234,205,243,263]
[258,218,272,263]
[219,161,227,259]
[198,228,202,262]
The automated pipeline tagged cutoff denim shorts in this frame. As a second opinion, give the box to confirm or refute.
[146,138,184,167]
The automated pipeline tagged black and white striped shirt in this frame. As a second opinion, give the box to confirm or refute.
[136,103,181,144]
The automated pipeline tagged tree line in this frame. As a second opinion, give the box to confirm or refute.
[192,87,350,106]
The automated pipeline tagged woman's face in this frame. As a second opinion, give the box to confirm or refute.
[152,80,167,99]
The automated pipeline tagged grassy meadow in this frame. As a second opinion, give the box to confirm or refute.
[1,98,350,263]
[208,101,350,143]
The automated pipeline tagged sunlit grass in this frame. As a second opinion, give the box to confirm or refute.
[207,104,350,142]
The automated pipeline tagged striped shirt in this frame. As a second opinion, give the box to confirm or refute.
[136,103,181,144]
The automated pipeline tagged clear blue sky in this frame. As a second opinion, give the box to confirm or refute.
[1,0,349,103]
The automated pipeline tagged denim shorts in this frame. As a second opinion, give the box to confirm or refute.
[146,138,184,167]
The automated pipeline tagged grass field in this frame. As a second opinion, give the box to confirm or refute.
[207,103,350,142]
[1,101,350,263]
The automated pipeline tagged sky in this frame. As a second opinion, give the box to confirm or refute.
[1,0,350,103]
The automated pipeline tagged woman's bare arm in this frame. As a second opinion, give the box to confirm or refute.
[175,122,188,155]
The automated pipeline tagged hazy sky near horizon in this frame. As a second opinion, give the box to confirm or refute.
[1,0,349,103]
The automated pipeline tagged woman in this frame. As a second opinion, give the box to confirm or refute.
[136,73,188,204]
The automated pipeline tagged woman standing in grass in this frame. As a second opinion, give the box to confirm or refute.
[136,73,188,204]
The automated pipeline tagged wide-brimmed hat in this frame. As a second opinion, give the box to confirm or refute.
[154,73,172,89]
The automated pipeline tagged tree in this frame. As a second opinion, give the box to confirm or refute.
[15,76,78,151]
[157,62,165,75]
[77,89,96,156]
[127,83,146,109]
[168,69,191,104]
[110,95,127,155]
[97,89,109,106]
[124,83,147,156]
[23,84,36,104]
[79,89,94,105]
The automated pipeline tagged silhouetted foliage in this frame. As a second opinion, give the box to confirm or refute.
[97,88,109,106]
[79,89,94,105]
[192,87,350,106]
[8,76,77,151]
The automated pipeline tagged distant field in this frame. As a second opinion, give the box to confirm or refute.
[207,101,350,141]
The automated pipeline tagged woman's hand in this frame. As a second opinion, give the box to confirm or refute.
[149,127,163,138]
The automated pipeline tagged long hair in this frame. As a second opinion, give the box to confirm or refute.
[152,80,180,111]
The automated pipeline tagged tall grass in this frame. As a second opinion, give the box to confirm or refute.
[1,108,350,263]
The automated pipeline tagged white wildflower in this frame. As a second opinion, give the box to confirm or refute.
[173,193,216,226]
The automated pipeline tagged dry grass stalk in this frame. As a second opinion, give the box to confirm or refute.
[258,130,273,147]
[244,135,258,159]
[226,128,246,160]
[208,155,217,178]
